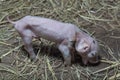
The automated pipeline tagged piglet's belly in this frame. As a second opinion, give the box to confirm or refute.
[34,29,66,43]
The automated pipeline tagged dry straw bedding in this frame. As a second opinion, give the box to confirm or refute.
[0,0,120,80]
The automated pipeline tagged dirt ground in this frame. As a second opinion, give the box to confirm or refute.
[0,0,120,80]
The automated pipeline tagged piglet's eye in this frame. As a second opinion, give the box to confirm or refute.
[91,53,95,56]
[93,40,95,44]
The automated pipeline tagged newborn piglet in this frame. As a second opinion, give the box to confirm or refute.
[7,16,99,66]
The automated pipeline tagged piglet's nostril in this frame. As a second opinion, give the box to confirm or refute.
[93,40,95,44]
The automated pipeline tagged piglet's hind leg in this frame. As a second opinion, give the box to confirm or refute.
[22,36,37,61]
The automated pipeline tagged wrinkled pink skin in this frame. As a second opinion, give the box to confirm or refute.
[7,16,99,66]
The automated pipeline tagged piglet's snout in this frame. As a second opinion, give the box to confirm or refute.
[89,55,100,64]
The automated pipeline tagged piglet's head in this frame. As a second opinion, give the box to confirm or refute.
[75,32,100,65]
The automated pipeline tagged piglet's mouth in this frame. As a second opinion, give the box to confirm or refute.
[88,55,101,64]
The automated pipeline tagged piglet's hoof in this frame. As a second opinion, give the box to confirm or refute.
[64,62,72,67]
[30,56,39,62]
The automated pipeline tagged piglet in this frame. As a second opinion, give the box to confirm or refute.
[7,16,99,66]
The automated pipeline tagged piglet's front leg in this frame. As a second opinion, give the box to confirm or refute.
[58,40,72,66]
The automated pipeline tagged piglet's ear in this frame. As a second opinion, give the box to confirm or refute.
[77,39,90,53]
[81,39,89,53]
